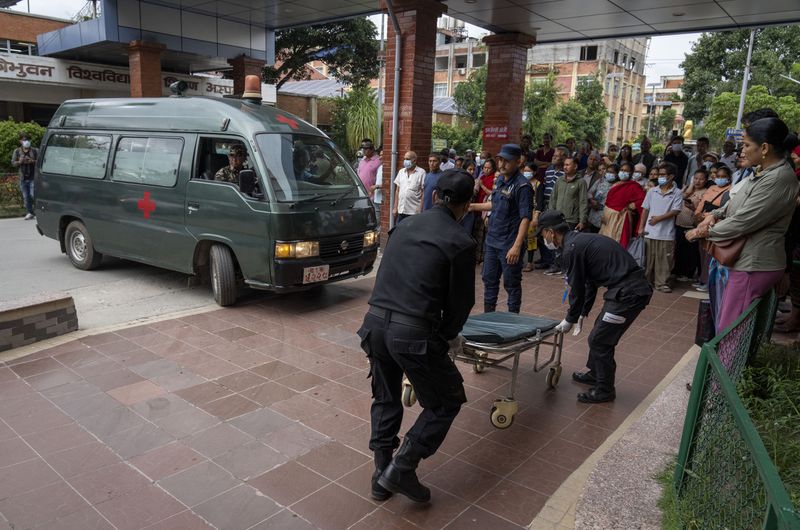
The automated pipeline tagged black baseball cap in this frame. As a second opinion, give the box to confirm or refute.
[535,210,566,236]
[498,144,523,161]
[435,169,474,205]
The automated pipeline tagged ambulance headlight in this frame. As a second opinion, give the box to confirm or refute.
[275,241,319,259]
[363,230,378,248]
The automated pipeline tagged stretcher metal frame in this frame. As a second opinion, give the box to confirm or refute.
[401,320,565,429]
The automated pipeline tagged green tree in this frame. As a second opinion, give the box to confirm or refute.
[0,120,45,174]
[574,76,608,146]
[263,18,379,89]
[554,100,590,143]
[326,87,380,161]
[431,122,478,154]
[522,74,563,143]
[704,85,800,146]
[656,108,677,142]
[453,65,487,139]
[681,27,800,123]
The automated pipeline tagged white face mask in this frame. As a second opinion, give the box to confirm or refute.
[403,159,413,169]
[672,143,682,153]
[22,140,30,148]
[523,171,534,179]
[618,171,630,181]
[544,236,557,251]
[633,172,642,180]
[703,161,713,169]
[475,157,482,166]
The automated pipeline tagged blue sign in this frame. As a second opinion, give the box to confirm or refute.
[725,128,744,144]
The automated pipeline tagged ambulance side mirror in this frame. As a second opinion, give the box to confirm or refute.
[239,169,257,196]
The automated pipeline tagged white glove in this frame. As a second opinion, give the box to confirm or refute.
[572,316,585,336]
[555,319,573,334]
[447,336,465,356]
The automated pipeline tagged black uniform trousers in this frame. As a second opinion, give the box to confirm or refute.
[357,310,467,458]
[585,290,651,392]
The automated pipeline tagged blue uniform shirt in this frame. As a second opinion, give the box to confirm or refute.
[423,170,442,211]
[486,171,534,249]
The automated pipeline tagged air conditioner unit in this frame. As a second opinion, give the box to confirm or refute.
[458,68,466,75]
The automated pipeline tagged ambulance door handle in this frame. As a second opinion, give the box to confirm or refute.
[187,201,200,214]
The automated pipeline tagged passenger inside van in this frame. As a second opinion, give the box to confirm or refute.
[214,144,247,184]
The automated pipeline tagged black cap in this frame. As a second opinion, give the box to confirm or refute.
[435,169,474,205]
[498,144,523,161]
[535,210,566,236]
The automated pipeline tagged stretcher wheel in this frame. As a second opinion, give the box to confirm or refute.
[489,399,518,429]
[473,352,488,373]
[401,383,416,407]
[546,365,562,389]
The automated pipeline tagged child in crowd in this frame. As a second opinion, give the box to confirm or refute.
[640,162,683,293]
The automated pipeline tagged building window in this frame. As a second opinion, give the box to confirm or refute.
[3,39,37,56]
[632,117,638,131]
[613,50,619,65]
[618,114,624,128]
[472,52,486,68]
[609,113,615,129]
[579,45,598,61]
[454,55,468,69]
[435,56,449,71]
[613,79,619,97]
[622,54,628,67]
[630,57,636,70]
[433,83,448,97]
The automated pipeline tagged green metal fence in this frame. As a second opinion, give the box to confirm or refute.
[673,292,800,529]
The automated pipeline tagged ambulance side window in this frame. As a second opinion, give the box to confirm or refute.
[112,137,183,187]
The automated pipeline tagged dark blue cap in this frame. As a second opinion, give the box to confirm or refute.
[498,144,523,161]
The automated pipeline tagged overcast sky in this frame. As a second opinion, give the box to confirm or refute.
[12,0,697,85]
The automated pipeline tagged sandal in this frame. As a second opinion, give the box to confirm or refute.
[523,264,533,272]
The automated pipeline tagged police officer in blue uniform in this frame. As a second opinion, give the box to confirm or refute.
[538,210,653,403]
[358,169,476,503]
[470,144,533,313]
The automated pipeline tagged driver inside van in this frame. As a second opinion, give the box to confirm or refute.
[215,144,247,184]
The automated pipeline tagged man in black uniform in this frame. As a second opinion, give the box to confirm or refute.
[357,169,476,503]
[538,210,652,403]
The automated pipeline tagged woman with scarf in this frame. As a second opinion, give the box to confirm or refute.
[600,161,646,249]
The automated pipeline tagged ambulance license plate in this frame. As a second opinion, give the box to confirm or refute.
[302,265,329,284]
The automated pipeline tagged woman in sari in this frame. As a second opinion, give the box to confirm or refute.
[600,161,646,249]
[587,163,613,233]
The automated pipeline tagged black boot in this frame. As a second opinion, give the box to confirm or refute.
[371,449,393,501]
[378,438,431,503]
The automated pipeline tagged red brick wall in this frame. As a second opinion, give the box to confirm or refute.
[128,41,164,98]
[0,11,69,43]
[664,78,684,89]
[482,33,535,157]
[379,0,444,232]
[276,95,311,121]
[228,55,264,96]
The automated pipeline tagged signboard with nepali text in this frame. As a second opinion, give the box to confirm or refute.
[482,125,509,141]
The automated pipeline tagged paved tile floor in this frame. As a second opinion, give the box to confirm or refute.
[0,272,697,529]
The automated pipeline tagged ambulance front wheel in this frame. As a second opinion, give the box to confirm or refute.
[65,220,103,271]
[210,244,238,306]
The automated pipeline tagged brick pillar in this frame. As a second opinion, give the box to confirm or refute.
[380,0,445,233]
[228,54,265,96]
[482,33,535,157]
[128,41,165,98]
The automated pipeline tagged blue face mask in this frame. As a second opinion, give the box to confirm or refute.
[658,176,669,186]
[403,159,413,169]
[523,171,534,179]
[618,171,630,181]
[605,173,616,182]
[715,178,730,187]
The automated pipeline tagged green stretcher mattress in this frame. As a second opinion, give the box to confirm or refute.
[461,312,559,344]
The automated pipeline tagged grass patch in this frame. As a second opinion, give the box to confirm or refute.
[0,206,25,218]
[657,341,800,527]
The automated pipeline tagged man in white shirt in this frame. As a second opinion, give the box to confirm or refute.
[393,151,426,224]
[638,162,683,293]
[439,148,455,171]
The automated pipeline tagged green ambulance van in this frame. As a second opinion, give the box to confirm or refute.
[34,97,379,306]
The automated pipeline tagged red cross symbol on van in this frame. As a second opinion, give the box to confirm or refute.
[137,192,156,219]
[276,114,299,130]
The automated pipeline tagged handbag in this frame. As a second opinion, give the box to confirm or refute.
[701,189,729,214]
[702,237,746,267]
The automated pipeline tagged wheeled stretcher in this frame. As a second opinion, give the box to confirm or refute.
[402,312,564,429]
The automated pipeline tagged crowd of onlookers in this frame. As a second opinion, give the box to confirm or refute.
[356,108,800,335]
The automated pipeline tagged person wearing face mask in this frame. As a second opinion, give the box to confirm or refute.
[688,118,800,334]
[581,151,602,190]
[601,162,646,249]
[538,210,652,404]
[473,158,498,263]
[358,169,476,504]
[632,163,648,189]
[11,133,39,220]
[546,156,588,276]
[638,162,684,293]
[603,144,619,166]
[664,136,689,189]
[469,144,533,313]
[522,163,545,271]
[587,163,616,234]
[692,165,733,292]
[393,151,426,224]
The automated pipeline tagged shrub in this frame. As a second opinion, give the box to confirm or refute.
[0,174,24,216]
[0,120,46,174]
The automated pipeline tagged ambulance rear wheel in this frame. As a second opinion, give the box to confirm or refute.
[65,220,103,270]
[210,244,237,306]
